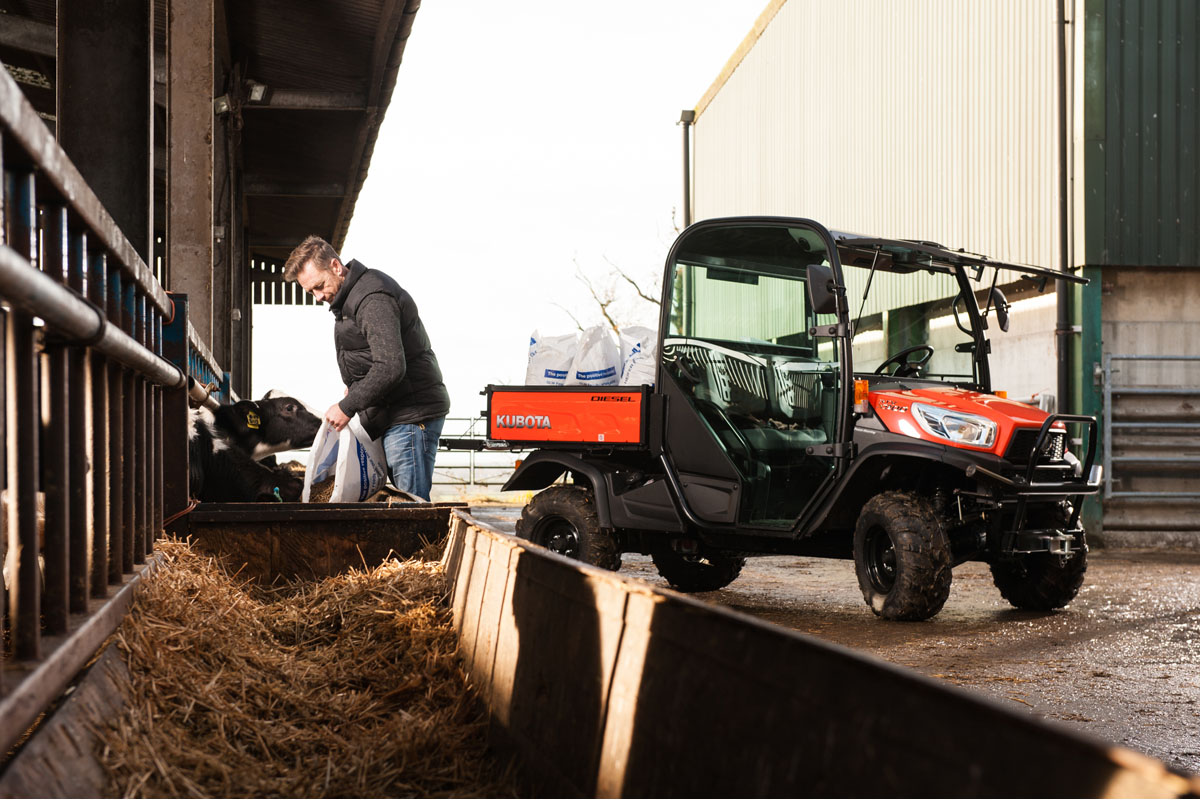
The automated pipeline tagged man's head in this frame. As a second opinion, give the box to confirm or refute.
[284,235,347,304]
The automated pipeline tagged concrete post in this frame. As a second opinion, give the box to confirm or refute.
[167,0,215,349]
[57,0,154,264]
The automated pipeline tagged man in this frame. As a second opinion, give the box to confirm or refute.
[283,235,450,501]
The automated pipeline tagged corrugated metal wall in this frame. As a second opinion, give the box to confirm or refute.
[1085,0,1199,266]
[692,0,1065,271]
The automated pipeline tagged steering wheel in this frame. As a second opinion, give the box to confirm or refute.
[874,345,934,378]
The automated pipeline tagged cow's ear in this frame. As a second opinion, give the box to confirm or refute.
[233,400,262,431]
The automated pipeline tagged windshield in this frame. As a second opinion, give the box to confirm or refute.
[839,245,980,385]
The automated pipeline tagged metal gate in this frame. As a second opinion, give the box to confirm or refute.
[1101,353,1200,534]
[0,67,222,755]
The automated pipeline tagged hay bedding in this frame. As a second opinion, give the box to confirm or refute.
[100,540,518,798]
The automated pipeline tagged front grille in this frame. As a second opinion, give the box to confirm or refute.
[1005,430,1065,464]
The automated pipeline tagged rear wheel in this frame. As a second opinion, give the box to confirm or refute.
[651,548,745,592]
[515,485,621,571]
[991,509,1087,610]
[853,491,952,621]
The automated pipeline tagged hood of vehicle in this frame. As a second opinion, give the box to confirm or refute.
[868,386,1056,456]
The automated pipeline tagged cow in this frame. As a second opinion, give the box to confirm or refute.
[189,392,321,502]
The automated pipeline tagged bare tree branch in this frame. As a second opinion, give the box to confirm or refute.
[552,302,585,332]
[602,255,659,306]
[573,258,620,332]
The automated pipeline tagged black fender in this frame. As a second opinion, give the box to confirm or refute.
[503,450,615,528]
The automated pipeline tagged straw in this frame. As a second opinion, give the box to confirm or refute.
[98,539,519,798]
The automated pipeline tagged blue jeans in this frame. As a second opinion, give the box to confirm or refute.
[381,417,444,501]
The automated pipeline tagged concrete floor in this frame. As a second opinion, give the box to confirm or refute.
[468,505,1200,777]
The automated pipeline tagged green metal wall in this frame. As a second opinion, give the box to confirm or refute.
[1084,0,1200,267]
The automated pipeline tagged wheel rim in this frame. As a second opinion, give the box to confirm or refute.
[864,525,897,593]
[533,516,580,558]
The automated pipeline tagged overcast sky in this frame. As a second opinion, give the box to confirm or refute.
[253,0,768,425]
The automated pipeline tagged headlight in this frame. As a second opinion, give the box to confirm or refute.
[911,403,997,447]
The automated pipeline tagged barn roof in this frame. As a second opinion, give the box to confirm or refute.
[0,0,419,268]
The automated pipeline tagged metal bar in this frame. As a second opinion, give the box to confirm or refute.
[6,170,40,660]
[187,320,222,387]
[1107,354,1200,362]
[1106,492,1200,499]
[7,309,39,660]
[151,315,162,555]
[121,281,136,575]
[1103,353,1113,497]
[88,251,109,598]
[107,266,124,586]
[161,296,192,532]
[1110,421,1200,429]
[1110,456,1200,463]
[1109,387,1200,395]
[67,230,90,611]
[121,368,135,575]
[41,205,71,635]
[0,556,161,757]
[0,59,168,315]
[0,246,185,389]
[135,297,147,564]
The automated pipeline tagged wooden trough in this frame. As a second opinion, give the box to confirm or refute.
[183,502,466,581]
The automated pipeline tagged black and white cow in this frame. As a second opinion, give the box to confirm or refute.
[189,392,321,502]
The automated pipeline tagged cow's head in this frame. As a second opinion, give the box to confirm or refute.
[256,464,305,502]
[251,392,322,456]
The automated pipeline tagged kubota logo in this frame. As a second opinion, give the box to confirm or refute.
[496,414,552,430]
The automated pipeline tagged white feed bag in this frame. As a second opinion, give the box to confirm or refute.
[302,416,388,502]
[525,330,578,386]
[567,325,620,387]
[619,325,657,387]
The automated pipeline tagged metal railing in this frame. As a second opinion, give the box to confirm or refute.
[434,416,527,488]
[1102,353,1200,502]
[0,65,201,754]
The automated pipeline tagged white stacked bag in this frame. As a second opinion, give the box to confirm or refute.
[618,325,657,387]
[525,330,578,386]
[568,325,620,387]
[524,324,657,388]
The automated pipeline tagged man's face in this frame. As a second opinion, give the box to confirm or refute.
[296,258,346,304]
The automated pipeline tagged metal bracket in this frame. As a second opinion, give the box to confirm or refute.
[807,441,856,459]
[808,322,850,338]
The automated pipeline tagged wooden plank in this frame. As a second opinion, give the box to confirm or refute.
[0,647,131,799]
[0,557,161,757]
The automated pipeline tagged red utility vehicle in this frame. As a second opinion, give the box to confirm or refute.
[483,217,1100,621]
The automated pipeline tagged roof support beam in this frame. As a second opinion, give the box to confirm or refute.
[167,0,215,348]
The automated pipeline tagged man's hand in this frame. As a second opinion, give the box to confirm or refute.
[324,403,350,432]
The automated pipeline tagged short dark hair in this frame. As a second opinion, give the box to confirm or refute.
[283,235,340,282]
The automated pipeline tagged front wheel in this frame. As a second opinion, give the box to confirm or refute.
[651,548,745,592]
[853,491,952,621]
[991,524,1087,611]
[515,485,621,571]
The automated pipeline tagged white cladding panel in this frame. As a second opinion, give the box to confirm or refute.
[693,0,1063,270]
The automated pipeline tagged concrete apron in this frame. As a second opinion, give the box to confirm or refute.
[443,511,1199,798]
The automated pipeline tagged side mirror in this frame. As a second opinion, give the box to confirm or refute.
[990,288,1010,333]
[806,264,838,315]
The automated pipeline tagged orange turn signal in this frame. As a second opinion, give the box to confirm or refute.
[995,390,1008,399]
[854,379,869,406]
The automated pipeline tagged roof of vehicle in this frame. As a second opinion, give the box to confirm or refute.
[832,233,1087,286]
